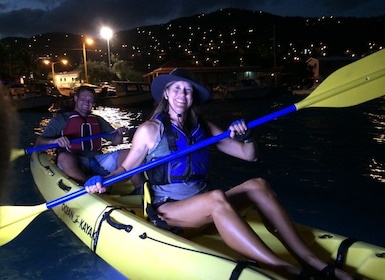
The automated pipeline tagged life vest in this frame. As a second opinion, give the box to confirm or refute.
[61,111,102,153]
[146,113,210,185]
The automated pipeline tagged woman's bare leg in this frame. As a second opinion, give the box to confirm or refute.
[226,178,352,280]
[156,190,300,277]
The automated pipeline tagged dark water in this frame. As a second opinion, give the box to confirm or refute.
[1,94,385,279]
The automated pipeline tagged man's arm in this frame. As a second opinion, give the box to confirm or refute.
[35,114,69,147]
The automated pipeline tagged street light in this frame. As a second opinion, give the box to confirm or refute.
[82,37,94,83]
[44,59,68,87]
[100,26,113,68]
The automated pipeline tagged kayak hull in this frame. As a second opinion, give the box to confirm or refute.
[30,152,385,279]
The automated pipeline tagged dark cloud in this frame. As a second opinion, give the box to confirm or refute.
[0,0,384,38]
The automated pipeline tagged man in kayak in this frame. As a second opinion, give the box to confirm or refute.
[35,85,141,186]
[84,69,352,279]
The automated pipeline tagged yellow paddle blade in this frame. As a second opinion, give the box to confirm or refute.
[296,49,385,110]
[10,148,26,161]
[0,204,47,246]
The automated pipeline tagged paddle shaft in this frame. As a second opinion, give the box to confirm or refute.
[45,105,297,209]
[25,131,121,154]
[26,131,116,154]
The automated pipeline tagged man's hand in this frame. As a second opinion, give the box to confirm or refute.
[55,136,71,147]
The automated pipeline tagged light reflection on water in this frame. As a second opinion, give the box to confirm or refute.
[366,111,385,144]
[92,106,150,152]
[368,159,385,183]
[366,106,385,183]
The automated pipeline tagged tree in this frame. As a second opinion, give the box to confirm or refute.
[77,60,115,84]
[11,48,39,82]
[113,60,144,81]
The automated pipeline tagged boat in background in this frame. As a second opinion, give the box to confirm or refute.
[6,83,65,111]
[212,79,290,100]
[95,81,153,108]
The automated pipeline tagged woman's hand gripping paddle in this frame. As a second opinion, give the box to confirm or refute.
[1,49,385,246]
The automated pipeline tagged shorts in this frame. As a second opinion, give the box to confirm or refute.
[92,151,119,173]
[152,197,178,210]
[58,151,120,176]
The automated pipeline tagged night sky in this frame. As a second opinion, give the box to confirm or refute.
[0,0,384,38]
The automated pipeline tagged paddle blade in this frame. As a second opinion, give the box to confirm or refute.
[296,49,385,110]
[10,148,26,161]
[0,204,47,246]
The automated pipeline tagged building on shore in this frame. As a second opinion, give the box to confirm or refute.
[143,60,290,90]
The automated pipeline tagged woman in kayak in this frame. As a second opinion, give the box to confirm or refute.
[85,68,352,279]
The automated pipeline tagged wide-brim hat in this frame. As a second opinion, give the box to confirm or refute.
[151,68,212,104]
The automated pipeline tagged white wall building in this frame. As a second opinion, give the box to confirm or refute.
[54,70,80,89]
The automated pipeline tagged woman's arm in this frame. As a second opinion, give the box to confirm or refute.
[208,121,258,162]
[108,120,159,177]
[86,120,160,193]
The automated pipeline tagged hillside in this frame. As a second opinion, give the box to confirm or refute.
[1,8,384,71]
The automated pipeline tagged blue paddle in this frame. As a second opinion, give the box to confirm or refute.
[10,129,136,161]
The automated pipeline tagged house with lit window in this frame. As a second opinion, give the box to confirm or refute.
[54,70,80,96]
[54,70,79,88]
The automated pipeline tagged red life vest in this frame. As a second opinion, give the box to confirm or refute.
[62,111,102,153]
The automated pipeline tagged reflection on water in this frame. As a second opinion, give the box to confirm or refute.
[366,107,385,183]
[366,111,385,144]
[92,106,150,152]
[368,159,385,183]
[92,106,147,130]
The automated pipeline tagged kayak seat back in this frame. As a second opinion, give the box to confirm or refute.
[143,181,152,219]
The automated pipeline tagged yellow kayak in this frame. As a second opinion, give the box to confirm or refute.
[30,151,385,279]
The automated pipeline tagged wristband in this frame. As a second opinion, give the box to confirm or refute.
[233,129,255,143]
[84,175,103,187]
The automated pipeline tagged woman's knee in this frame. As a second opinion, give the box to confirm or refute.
[246,177,269,190]
[207,189,232,210]
[57,152,69,164]
[208,189,227,202]
[244,178,277,197]
[57,152,77,166]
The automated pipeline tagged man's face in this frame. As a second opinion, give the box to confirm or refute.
[74,90,95,116]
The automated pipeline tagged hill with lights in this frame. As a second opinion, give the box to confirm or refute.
[1,8,384,71]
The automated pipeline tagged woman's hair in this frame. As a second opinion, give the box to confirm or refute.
[149,81,202,132]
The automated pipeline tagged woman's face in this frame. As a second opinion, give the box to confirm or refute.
[165,81,194,114]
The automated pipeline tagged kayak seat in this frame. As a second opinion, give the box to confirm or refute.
[143,181,152,219]
[143,181,167,228]
[143,181,183,234]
